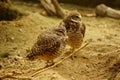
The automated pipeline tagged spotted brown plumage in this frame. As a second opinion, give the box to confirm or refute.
[26,24,68,65]
[62,11,86,50]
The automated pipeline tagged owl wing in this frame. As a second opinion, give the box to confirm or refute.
[80,22,86,37]
[27,32,61,60]
[36,33,61,52]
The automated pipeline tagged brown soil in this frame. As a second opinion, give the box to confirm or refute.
[0,2,120,80]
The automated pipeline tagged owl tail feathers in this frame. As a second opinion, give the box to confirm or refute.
[26,53,34,60]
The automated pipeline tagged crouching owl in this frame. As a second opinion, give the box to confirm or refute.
[26,24,68,66]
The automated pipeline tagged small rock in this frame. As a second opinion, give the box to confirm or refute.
[40,27,44,30]
[0,65,2,69]
[97,38,102,41]
[51,77,57,80]
[51,74,57,80]
[71,55,77,60]
[6,36,15,42]
[33,4,38,7]
[105,35,112,39]
[0,52,10,58]
[14,57,18,61]
[71,76,76,80]
[26,48,30,53]
[86,39,93,42]
[40,11,48,16]
[18,28,23,32]
[17,23,23,27]
[10,37,15,41]
[114,34,118,37]
[1,21,9,25]
[14,56,23,60]
[13,47,17,50]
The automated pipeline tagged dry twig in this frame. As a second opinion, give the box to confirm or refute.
[0,73,32,80]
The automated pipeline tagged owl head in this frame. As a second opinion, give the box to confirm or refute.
[54,23,68,40]
[63,11,82,33]
[63,11,82,24]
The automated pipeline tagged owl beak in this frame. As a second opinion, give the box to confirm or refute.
[76,15,82,21]
[64,36,68,42]
[71,18,78,23]
[78,15,82,21]
[65,36,68,40]
[71,15,82,23]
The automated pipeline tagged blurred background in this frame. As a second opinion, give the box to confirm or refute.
[20,0,120,7]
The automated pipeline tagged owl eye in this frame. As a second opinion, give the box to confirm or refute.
[58,29,64,34]
[58,29,63,32]
[75,16,80,18]
[70,18,78,23]
[56,29,65,36]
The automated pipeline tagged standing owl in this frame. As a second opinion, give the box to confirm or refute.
[62,11,86,51]
[26,24,68,66]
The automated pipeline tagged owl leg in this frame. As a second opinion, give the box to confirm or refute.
[70,48,77,60]
[46,60,54,67]
[65,47,75,60]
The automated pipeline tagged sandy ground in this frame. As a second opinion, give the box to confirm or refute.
[0,2,120,80]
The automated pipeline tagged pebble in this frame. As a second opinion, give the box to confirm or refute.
[18,28,23,32]
[51,74,57,80]
[0,65,2,69]
[13,47,17,50]
[97,38,102,41]
[71,76,76,80]
[10,37,15,41]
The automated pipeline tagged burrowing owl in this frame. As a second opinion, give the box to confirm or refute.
[62,11,86,50]
[26,24,68,66]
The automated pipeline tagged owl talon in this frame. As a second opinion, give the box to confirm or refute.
[46,60,54,67]
[70,55,77,60]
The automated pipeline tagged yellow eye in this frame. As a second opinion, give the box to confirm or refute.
[55,29,65,36]
[75,16,80,18]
